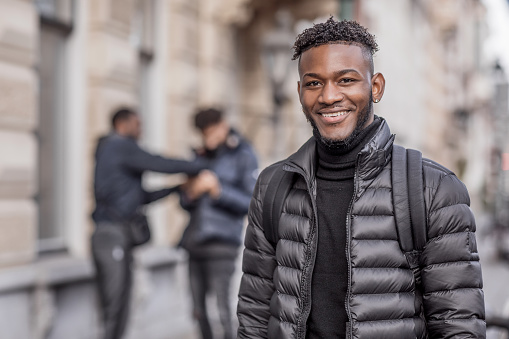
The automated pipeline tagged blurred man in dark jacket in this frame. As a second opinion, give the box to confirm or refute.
[179,108,258,339]
[92,108,207,339]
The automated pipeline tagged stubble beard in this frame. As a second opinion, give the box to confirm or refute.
[308,97,373,149]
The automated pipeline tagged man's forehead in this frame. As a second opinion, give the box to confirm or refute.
[301,40,366,54]
[299,42,371,73]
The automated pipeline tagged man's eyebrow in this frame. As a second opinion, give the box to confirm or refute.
[333,69,361,77]
[302,72,321,78]
[302,69,361,78]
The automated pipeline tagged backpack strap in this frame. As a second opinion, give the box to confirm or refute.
[392,145,413,252]
[262,165,294,246]
[392,145,427,254]
[406,149,427,251]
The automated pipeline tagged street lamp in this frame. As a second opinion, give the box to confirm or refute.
[492,61,509,261]
[494,62,509,211]
[262,10,294,160]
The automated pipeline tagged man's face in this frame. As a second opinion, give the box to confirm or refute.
[201,121,229,151]
[298,43,381,142]
[126,114,142,140]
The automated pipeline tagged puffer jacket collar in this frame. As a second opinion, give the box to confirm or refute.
[284,118,395,194]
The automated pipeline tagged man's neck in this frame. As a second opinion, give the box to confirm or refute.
[114,130,136,140]
[315,115,381,158]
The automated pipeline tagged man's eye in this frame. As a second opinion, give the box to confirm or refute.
[339,78,355,83]
[306,81,320,87]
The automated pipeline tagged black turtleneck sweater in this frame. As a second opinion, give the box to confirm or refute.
[306,117,382,339]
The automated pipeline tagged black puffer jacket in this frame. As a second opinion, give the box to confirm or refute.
[237,120,485,339]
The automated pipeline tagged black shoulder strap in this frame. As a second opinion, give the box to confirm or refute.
[262,166,294,246]
[392,145,427,253]
[406,149,427,251]
[392,145,413,252]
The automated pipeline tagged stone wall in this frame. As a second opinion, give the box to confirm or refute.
[0,0,200,337]
[360,0,491,212]
[0,0,38,267]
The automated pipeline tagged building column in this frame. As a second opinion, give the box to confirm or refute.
[0,0,38,267]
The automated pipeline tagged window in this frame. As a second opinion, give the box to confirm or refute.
[36,0,73,25]
[133,0,155,142]
[132,0,155,55]
[35,0,74,252]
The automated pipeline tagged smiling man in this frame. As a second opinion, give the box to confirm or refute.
[237,18,486,339]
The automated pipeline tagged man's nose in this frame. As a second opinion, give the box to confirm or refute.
[318,82,343,105]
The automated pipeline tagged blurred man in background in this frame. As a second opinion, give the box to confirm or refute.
[237,18,485,338]
[179,108,258,339]
[92,108,207,339]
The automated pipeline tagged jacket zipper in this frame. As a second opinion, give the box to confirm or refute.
[283,164,319,339]
[345,155,360,339]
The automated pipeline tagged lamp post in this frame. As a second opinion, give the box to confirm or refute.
[492,62,509,260]
[262,10,294,160]
[494,63,509,222]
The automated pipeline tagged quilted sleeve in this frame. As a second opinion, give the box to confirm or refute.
[237,169,277,338]
[213,147,258,216]
[421,172,486,338]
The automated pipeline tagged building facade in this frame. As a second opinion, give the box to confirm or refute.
[0,0,494,338]
[361,0,493,213]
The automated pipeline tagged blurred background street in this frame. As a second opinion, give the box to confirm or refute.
[1,0,509,338]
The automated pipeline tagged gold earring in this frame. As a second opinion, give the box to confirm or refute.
[374,99,380,103]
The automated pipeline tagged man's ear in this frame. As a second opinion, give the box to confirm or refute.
[371,73,385,102]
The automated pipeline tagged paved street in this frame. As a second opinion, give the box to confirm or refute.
[156,256,244,339]
[477,224,509,339]
[480,243,509,315]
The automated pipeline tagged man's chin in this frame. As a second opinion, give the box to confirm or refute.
[314,126,353,143]
[319,132,349,143]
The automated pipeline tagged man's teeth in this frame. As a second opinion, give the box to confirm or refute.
[321,111,349,118]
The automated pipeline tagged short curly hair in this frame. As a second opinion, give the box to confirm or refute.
[293,17,378,72]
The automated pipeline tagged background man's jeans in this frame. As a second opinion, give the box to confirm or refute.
[189,257,236,339]
[92,223,133,339]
